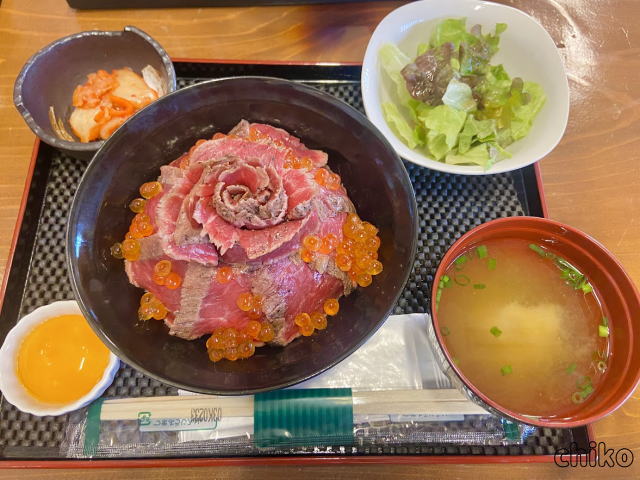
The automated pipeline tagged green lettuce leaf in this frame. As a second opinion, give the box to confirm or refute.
[383,102,421,149]
[445,144,490,167]
[459,23,507,76]
[422,105,467,149]
[442,78,477,112]
[510,81,546,140]
[426,132,450,160]
[475,64,512,108]
[379,43,413,104]
[430,18,474,49]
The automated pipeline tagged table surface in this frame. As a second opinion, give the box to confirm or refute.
[1,0,639,477]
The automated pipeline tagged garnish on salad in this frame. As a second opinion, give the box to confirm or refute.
[380,18,546,168]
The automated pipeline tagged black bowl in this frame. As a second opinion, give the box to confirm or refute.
[14,26,176,159]
[67,77,417,394]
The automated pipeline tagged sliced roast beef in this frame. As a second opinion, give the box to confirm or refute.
[169,264,253,340]
[252,257,344,345]
[152,162,219,266]
[124,253,187,313]
[244,122,328,168]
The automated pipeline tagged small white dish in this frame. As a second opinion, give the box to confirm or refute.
[361,0,570,175]
[0,300,119,416]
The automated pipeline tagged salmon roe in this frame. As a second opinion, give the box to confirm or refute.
[206,321,274,362]
[323,298,340,316]
[319,233,338,254]
[165,272,182,290]
[310,312,328,330]
[139,181,162,199]
[236,292,254,311]
[154,260,172,277]
[356,273,373,287]
[129,198,146,213]
[294,313,311,327]
[299,247,314,263]
[303,235,321,252]
[121,238,140,261]
[258,322,275,342]
[300,157,313,170]
[216,266,233,284]
[325,172,341,191]
[314,168,328,186]
[130,212,154,238]
[243,320,262,339]
[138,292,168,321]
[140,292,154,305]
[110,242,124,259]
[336,254,352,272]
[236,292,262,315]
[332,213,383,288]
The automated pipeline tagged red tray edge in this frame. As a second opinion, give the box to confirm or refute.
[0,138,41,313]
[0,60,569,469]
[171,57,362,66]
[1,453,569,469]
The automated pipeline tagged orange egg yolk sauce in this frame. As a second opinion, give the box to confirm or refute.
[16,314,110,404]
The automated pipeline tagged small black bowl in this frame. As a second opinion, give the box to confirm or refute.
[14,26,176,159]
[67,77,417,394]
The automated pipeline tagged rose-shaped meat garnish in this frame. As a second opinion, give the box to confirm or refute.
[211,162,286,229]
[181,131,327,262]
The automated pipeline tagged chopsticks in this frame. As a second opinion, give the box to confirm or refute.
[99,389,487,421]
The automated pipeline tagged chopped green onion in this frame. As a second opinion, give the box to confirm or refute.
[566,363,577,374]
[580,384,594,399]
[597,360,607,373]
[455,255,468,266]
[571,392,585,404]
[490,326,502,338]
[476,245,488,259]
[441,326,450,336]
[473,283,486,289]
[442,275,451,287]
[454,274,470,286]
[599,325,610,337]
[581,282,593,294]
[577,376,592,390]
[529,244,546,256]
[601,317,609,327]
[436,288,442,305]
[487,258,497,270]
[500,365,512,376]
[452,357,460,366]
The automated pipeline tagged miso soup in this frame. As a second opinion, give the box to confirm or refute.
[436,238,610,418]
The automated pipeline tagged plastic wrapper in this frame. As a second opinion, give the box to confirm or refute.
[61,391,536,458]
[61,314,536,458]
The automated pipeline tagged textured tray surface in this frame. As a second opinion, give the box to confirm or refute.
[0,66,574,459]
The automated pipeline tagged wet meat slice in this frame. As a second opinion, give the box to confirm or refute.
[252,258,344,345]
[168,264,252,340]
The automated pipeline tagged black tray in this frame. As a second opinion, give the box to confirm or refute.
[0,61,591,465]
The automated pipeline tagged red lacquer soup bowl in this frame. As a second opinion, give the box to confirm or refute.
[430,216,640,428]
